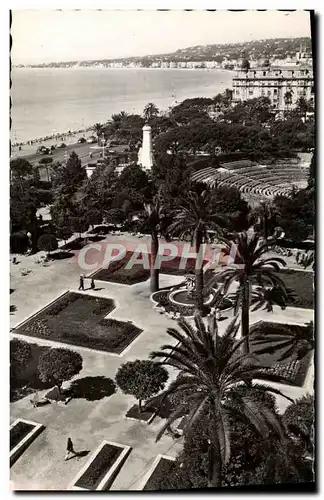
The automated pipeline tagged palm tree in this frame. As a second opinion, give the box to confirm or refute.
[143,102,159,123]
[142,196,171,293]
[207,231,288,353]
[150,313,292,488]
[93,123,103,144]
[284,89,293,112]
[168,184,226,314]
[248,199,277,240]
[295,96,309,121]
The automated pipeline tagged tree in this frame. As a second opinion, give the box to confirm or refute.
[10,339,32,382]
[55,224,73,246]
[284,90,294,112]
[248,199,278,239]
[115,360,168,413]
[150,313,292,488]
[37,233,58,256]
[54,151,87,195]
[93,122,103,143]
[208,231,288,353]
[169,184,226,313]
[282,394,314,458]
[142,195,171,292]
[295,96,309,121]
[143,102,159,123]
[37,348,83,388]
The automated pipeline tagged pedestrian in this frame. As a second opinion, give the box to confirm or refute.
[90,277,95,290]
[78,274,84,291]
[65,437,77,461]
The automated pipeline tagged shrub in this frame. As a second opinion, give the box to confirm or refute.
[10,231,29,254]
[116,360,168,412]
[10,338,32,380]
[37,347,83,387]
[282,394,314,455]
[37,233,58,255]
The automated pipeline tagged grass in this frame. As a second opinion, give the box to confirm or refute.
[143,457,176,491]
[14,292,143,354]
[279,269,314,309]
[75,443,122,490]
[90,252,209,285]
[10,421,34,451]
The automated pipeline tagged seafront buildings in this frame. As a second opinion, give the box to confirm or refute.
[232,49,314,111]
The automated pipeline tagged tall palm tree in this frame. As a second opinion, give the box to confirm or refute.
[207,231,288,353]
[93,123,103,144]
[143,102,159,123]
[150,314,292,488]
[248,199,278,240]
[142,196,171,293]
[168,184,226,314]
[284,89,293,112]
[295,96,309,121]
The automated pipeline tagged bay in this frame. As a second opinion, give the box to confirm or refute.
[10,68,233,143]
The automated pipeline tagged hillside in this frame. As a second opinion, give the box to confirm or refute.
[20,37,312,68]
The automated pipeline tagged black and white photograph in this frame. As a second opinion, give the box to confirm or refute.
[9,8,315,492]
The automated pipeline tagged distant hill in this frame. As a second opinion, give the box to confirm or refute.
[19,37,312,68]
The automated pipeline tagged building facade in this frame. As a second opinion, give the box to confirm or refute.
[232,54,314,111]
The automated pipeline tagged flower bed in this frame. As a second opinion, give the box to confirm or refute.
[250,321,313,387]
[10,419,44,466]
[278,269,314,309]
[70,441,131,491]
[14,292,142,354]
[90,252,150,285]
[142,455,176,491]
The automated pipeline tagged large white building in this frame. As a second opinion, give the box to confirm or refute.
[232,52,314,111]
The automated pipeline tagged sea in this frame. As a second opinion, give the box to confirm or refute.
[10,68,233,143]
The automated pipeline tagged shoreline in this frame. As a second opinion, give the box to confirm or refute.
[11,68,234,145]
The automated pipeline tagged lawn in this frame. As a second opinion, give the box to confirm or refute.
[278,269,314,309]
[90,252,209,285]
[14,292,143,354]
[10,421,34,451]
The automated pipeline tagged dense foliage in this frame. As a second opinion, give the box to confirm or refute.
[37,347,83,387]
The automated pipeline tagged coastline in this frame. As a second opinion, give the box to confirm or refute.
[11,68,234,146]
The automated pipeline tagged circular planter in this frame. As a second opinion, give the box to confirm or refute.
[169,288,216,307]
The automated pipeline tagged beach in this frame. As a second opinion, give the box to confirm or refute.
[10,67,233,144]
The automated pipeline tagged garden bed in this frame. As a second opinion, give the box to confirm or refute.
[90,252,209,285]
[142,455,176,491]
[70,441,131,491]
[14,292,142,354]
[250,321,313,386]
[278,269,314,309]
[10,419,44,466]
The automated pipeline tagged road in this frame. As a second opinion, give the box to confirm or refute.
[11,142,105,168]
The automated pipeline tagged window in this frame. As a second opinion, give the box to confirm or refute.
[267,91,271,96]
[263,71,266,76]
[274,89,278,94]
[249,90,253,95]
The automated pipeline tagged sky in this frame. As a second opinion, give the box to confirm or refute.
[11,9,312,65]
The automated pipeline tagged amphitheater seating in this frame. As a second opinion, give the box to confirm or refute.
[191,161,309,199]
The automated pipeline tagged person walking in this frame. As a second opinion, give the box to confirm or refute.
[90,277,95,290]
[78,274,84,291]
[65,437,77,461]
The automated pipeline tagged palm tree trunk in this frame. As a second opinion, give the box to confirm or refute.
[138,399,142,414]
[194,232,204,314]
[150,230,159,293]
[208,438,222,488]
[241,279,250,354]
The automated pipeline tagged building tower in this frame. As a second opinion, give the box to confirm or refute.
[137,123,154,171]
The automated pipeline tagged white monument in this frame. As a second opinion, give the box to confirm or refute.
[137,123,154,171]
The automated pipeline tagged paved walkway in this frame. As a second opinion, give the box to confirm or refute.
[10,236,314,490]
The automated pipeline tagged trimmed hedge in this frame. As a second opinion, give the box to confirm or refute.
[278,269,314,309]
[143,458,176,491]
